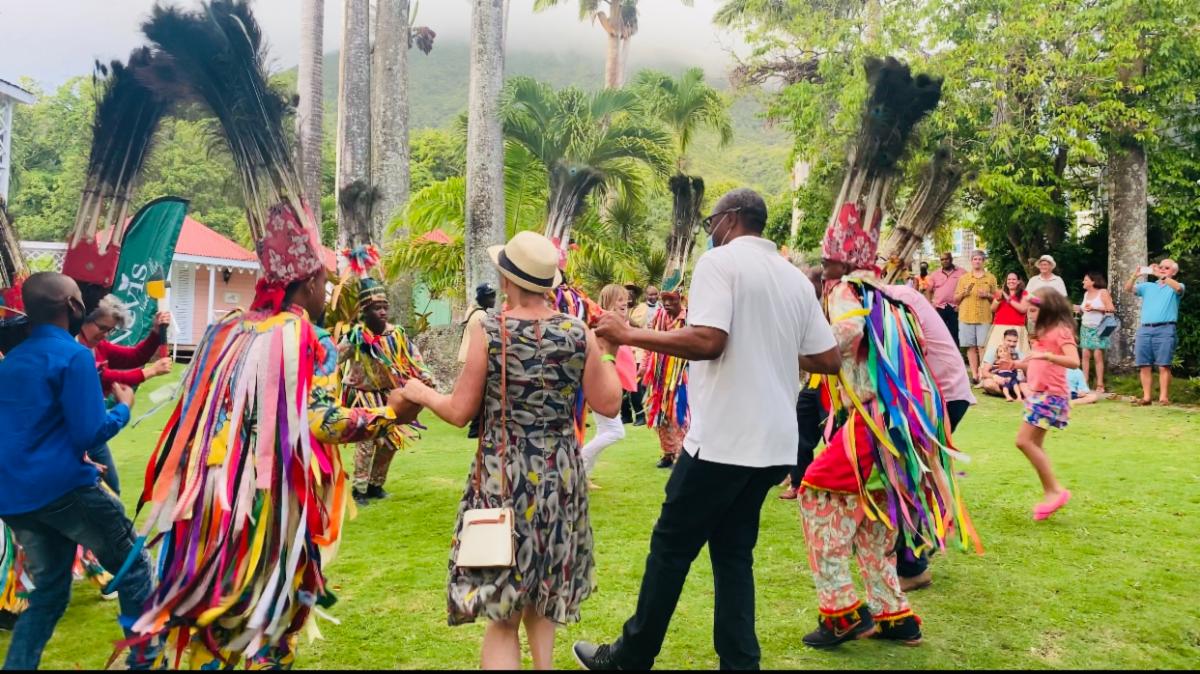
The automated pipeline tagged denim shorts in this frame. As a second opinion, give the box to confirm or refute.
[1135,323,1177,367]
[959,322,992,347]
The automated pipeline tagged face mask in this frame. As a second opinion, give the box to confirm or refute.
[708,234,716,249]
[68,308,85,337]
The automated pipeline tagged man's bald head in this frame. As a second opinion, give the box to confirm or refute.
[714,189,768,233]
[23,272,82,324]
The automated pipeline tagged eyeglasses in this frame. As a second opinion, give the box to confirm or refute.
[701,207,743,234]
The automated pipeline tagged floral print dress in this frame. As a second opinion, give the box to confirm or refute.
[447,314,596,626]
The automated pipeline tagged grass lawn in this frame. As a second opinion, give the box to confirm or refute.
[4,372,1199,669]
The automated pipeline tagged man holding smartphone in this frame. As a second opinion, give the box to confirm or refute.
[1125,259,1185,405]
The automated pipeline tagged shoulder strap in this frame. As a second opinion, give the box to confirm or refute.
[472,312,509,503]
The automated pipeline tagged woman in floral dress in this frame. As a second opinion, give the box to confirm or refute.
[402,231,622,669]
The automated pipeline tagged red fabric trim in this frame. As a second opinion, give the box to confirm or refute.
[801,416,875,493]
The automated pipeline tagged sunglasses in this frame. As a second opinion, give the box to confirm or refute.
[701,207,743,234]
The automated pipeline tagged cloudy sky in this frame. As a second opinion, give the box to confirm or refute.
[0,0,744,89]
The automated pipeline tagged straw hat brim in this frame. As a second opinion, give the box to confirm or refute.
[488,245,563,293]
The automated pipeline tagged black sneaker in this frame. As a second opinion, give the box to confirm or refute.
[655,456,674,469]
[871,612,923,646]
[353,489,370,507]
[573,641,622,671]
[802,605,876,649]
[366,485,389,500]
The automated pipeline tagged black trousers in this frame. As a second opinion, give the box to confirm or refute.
[937,305,961,348]
[895,398,971,578]
[789,387,826,489]
[622,385,647,424]
[613,451,789,670]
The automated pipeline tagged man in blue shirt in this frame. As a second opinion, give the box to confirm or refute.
[0,273,158,670]
[1124,259,1186,405]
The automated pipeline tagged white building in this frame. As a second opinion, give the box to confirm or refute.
[0,78,36,202]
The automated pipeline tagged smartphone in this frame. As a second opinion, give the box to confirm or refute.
[1139,265,1155,275]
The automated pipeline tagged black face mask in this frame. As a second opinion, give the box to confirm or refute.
[68,307,85,337]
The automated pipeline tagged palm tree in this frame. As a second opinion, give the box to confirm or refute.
[337,0,372,248]
[634,68,732,291]
[387,143,665,300]
[533,0,694,89]
[372,0,412,241]
[465,0,507,304]
[297,0,324,226]
[501,77,673,253]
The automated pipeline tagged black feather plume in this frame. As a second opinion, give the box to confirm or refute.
[854,57,943,175]
[73,46,173,246]
[142,0,305,238]
[826,56,944,243]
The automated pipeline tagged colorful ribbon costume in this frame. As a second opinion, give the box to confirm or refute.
[118,305,398,669]
[0,520,31,619]
[641,303,690,461]
[553,283,602,445]
[804,273,981,556]
[338,278,435,496]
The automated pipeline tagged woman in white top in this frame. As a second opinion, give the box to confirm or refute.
[1075,271,1116,393]
[580,284,638,487]
[1025,254,1068,296]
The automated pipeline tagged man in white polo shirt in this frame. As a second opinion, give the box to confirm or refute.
[576,189,840,671]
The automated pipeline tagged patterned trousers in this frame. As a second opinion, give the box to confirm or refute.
[799,489,910,620]
[655,421,686,460]
[353,437,398,493]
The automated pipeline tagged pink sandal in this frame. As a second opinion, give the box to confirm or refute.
[1033,490,1071,521]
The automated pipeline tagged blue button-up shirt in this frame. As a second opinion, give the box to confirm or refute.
[0,324,129,516]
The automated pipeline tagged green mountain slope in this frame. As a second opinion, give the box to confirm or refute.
[309,40,791,194]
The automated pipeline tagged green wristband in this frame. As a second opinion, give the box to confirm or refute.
[601,354,616,363]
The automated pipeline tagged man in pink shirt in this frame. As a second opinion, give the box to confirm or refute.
[927,252,967,347]
[884,283,975,591]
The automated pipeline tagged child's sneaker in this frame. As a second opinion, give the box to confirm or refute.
[871,611,922,646]
[802,605,876,648]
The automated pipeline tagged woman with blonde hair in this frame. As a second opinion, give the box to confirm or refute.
[580,284,639,487]
[401,231,623,669]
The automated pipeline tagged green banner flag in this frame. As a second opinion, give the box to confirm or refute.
[109,196,189,346]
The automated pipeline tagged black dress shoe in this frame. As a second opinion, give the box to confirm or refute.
[366,485,389,500]
[573,641,622,670]
[352,489,370,507]
[655,456,674,469]
[802,605,876,648]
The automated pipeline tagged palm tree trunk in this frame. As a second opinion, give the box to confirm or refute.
[1108,141,1147,370]
[297,0,324,227]
[662,174,704,292]
[372,0,410,239]
[603,0,623,89]
[337,0,373,248]
[789,158,810,242]
[465,0,506,304]
[373,0,414,326]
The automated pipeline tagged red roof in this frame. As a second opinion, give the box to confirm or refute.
[121,214,340,270]
[176,216,257,262]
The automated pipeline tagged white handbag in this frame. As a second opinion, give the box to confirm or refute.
[456,507,515,568]
[455,313,516,569]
